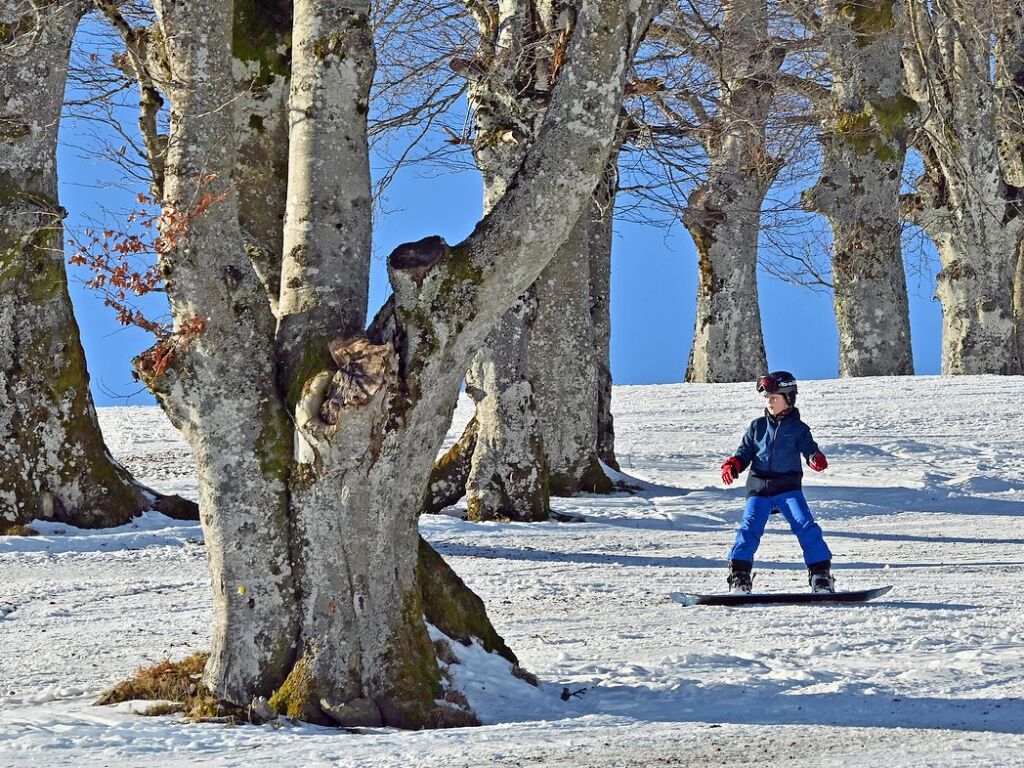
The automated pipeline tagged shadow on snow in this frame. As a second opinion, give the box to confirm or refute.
[545,680,1024,735]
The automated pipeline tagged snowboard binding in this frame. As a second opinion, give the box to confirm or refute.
[727,560,753,594]
[808,560,835,594]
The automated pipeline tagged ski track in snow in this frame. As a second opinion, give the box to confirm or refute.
[1,376,1023,766]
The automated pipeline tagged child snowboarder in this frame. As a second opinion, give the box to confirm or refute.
[720,371,834,594]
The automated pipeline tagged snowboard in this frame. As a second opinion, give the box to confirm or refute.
[672,585,892,607]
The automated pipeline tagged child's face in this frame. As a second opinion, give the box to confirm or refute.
[763,393,789,415]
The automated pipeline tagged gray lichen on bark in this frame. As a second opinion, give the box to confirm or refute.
[466,292,550,521]
[276,0,373,389]
[530,206,611,495]
[459,0,556,522]
[146,0,299,708]
[995,5,1024,362]
[231,0,292,315]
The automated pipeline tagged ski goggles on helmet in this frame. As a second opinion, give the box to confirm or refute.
[756,374,796,393]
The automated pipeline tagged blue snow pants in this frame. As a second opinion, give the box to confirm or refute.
[728,490,832,565]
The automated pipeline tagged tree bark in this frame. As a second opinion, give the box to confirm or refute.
[466,293,549,521]
[232,0,292,315]
[276,0,374,392]
[804,0,913,377]
[424,417,477,515]
[97,3,286,281]
[464,1,621,512]
[590,162,619,470]
[142,0,660,727]
[903,0,1024,374]
[0,0,172,532]
[530,139,626,493]
[145,0,298,706]
[682,0,778,383]
[530,210,611,495]
[1015,239,1024,359]
[282,0,655,721]
[996,4,1024,362]
[460,1,555,521]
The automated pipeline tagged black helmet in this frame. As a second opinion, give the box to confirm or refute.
[756,371,798,405]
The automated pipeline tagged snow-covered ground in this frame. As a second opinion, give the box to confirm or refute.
[2,375,1023,767]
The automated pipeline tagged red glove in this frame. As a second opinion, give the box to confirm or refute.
[721,457,743,485]
[808,452,828,472]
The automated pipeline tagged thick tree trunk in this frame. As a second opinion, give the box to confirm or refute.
[997,6,1024,361]
[590,163,619,470]
[276,349,451,726]
[278,0,656,722]
[530,147,625,492]
[460,1,554,521]
[276,0,374,393]
[146,0,298,706]
[232,0,292,314]
[0,0,165,532]
[530,213,611,495]
[684,186,768,383]
[424,417,477,515]
[464,1,620,511]
[804,0,913,377]
[465,295,549,521]
[682,0,776,383]
[931,218,1021,374]
[903,0,1024,374]
[144,0,657,727]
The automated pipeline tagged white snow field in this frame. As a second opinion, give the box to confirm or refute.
[2,375,1023,767]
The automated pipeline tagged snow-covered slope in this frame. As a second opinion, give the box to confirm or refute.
[2,376,1022,766]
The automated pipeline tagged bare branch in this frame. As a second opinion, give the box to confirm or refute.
[93,1,167,196]
[774,71,829,103]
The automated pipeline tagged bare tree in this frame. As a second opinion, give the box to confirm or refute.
[803,0,914,376]
[996,3,1024,362]
[0,0,193,533]
[674,0,780,382]
[134,0,658,727]
[459,1,565,522]
[902,0,1024,374]
[630,1,828,382]
[590,160,620,469]
[459,2,642,519]
[459,1,550,522]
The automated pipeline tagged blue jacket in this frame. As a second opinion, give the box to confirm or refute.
[734,408,820,497]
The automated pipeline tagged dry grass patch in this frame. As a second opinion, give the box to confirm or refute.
[95,652,229,720]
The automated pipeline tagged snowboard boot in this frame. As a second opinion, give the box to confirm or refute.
[808,560,835,593]
[727,559,753,594]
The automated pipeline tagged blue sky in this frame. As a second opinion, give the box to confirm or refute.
[57,117,944,408]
